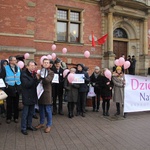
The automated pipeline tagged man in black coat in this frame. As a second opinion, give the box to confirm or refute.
[20,61,39,135]
[52,59,64,115]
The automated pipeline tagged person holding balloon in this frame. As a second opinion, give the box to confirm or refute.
[64,68,79,118]
[76,64,90,117]
[112,66,125,116]
[101,68,113,116]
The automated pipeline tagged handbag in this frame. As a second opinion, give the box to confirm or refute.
[0,89,8,100]
[87,85,96,97]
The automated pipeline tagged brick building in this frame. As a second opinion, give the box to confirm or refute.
[0,0,150,75]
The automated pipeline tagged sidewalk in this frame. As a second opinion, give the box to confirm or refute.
[0,101,150,150]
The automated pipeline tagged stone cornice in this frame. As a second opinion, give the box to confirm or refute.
[0,46,36,53]
[0,33,34,38]
[73,0,100,5]
[36,51,102,58]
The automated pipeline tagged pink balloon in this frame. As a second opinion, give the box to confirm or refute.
[104,69,112,80]
[37,70,41,74]
[52,53,56,60]
[62,48,67,54]
[17,61,24,69]
[63,69,70,78]
[84,51,90,58]
[118,57,125,66]
[67,73,75,83]
[24,53,30,59]
[114,59,120,66]
[40,56,48,64]
[47,55,52,60]
[51,44,56,51]
[124,61,131,69]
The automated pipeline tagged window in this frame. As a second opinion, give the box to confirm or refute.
[57,8,81,43]
[113,28,128,38]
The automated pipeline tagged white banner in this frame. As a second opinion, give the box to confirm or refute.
[72,74,85,84]
[37,81,44,99]
[124,75,150,113]
[52,74,59,83]
[0,78,6,87]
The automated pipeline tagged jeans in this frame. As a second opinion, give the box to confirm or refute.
[21,105,34,131]
[39,104,52,127]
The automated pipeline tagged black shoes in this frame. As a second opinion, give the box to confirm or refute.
[103,112,106,116]
[106,112,109,116]
[6,119,11,124]
[58,112,64,115]
[14,119,18,123]
[33,115,38,119]
[6,119,18,123]
[114,112,120,116]
[21,130,28,135]
[27,126,37,131]
[81,113,85,117]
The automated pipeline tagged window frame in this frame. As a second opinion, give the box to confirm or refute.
[56,6,83,44]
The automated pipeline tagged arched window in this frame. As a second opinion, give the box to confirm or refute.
[113,28,128,38]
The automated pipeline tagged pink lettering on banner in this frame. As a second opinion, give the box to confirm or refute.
[131,79,150,90]
[131,79,138,90]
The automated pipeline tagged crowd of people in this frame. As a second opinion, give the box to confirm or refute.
[0,55,133,135]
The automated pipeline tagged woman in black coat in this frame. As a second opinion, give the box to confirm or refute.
[76,64,90,117]
[101,68,113,116]
[90,66,102,112]
[64,68,79,118]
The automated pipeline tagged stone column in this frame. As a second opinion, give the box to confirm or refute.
[139,19,149,75]
[103,12,115,70]
[108,12,113,53]
[143,19,148,55]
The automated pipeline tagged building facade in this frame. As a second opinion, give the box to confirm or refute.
[0,0,150,75]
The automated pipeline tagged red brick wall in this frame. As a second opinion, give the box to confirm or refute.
[0,0,102,76]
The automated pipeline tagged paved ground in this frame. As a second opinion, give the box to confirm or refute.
[0,100,150,150]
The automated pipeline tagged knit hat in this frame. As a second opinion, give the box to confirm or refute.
[95,66,100,71]
[116,66,122,71]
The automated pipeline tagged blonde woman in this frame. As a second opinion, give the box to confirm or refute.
[112,66,125,116]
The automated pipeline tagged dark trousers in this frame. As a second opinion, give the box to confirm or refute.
[53,95,63,113]
[102,99,110,113]
[116,102,120,114]
[0,104,6,114]
[21,104,34,131]
[92,93,100,111]
[6,94,19,120]
[77,92,86,114]
[68,102,75,115]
